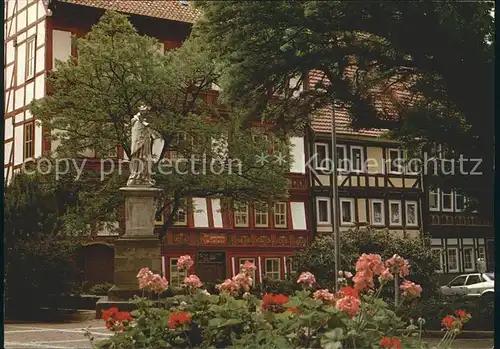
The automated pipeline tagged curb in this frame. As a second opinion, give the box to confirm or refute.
[5,309,96,324]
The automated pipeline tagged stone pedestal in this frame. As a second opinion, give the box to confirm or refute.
[107,235,161,300]
[96,185,162,317]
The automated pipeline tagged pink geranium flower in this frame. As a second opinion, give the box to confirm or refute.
[178,255,194,271]
[233,272,253,292]
[240,261,257,275]
[379,267,394,283]
[385,254,410,277]
[353,269,375,291]
[150,274,168,294]
[184,274,203,289]
[338,270,353,279]
[336,295,361,317]
[297,272,316,287]
[136,268,168,293]
[353,254,385,291]
[136,268,154,290]
[313,289,336,305]
[216,278,240,296]
[400,281,422,298]
[356,254,385,275]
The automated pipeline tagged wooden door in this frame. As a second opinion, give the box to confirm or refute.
[196,252,226,283]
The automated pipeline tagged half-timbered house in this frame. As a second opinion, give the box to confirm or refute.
[422,148,494,281]
[307,72,424,239]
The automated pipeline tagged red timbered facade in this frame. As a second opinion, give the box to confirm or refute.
[158,175,310,285]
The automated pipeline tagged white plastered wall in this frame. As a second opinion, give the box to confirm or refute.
[4,0,48,183]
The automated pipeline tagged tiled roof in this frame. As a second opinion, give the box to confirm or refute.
[59,0,200,23]
[308,69,416,137]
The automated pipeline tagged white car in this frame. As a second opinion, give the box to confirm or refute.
[440,273,494,298]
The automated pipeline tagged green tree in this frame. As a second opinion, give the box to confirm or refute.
[31,11,293,238]
[194,1,494,215]
[3,160,114,315]
[293,228,440,297]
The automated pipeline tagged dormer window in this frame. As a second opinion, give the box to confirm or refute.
[179,0,188,5]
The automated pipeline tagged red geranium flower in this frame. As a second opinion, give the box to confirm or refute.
[455,309,468,319]
[339,286,359,299]
[441,315,455,329]
[380,336,402,349]
[273,294,289,305]
[262,294,289,312]
[168,311,192,329]
[115,311,133,322]
[102,308,132,332]
[391,337,402,349]
[102,307,119,321]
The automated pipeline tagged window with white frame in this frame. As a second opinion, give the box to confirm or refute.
[431,248,444,272]
[314,143,329,170]
[441,189,453,211]
[478,246,486,260]
[429,188,440,211]
[336,145,348,171]
[173,208,187,226]
[254,203,269,227]
[24,122,34,160]
[26,36,36,79]
[239,258,256,280]
[371,199,385,226]
[389,200,402,226]
[234,203,249,227]
[265,258,281,280]
[350,146,364,172]
[273,202,287,228]
[287,257,297,276]
[447,248,459,272]
[340,198,354,225]
[455,192,465,212]
[169,258,187,288]
[405,201,418,227]
[316,197,330,224]
[463,247,475,271]
[388,149,403,174]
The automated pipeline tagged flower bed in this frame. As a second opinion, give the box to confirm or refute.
[90,254,470,349]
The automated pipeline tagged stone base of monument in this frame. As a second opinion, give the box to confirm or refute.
[96,185,162,318]
[109,235,162,299]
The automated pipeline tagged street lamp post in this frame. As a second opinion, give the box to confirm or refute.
[331,107,341,291]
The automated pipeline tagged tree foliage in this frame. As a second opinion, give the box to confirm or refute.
[194,1,494,215]
[3,162,99,315]
[31,11,294,238]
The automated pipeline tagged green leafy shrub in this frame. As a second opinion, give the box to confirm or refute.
[4,160,121,318]
[89,283,114,296]
[259,276,299,295]
[294,227,440,297]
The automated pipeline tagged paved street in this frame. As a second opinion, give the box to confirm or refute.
[4,320,110,349]
[4,319,494,348]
